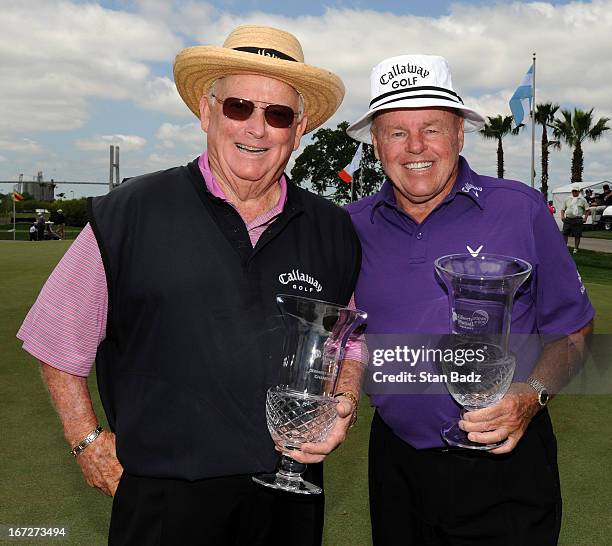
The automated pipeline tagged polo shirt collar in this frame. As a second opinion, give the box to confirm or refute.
[197,150,289,229]
[450,156,485,209]
[370,155,485,223]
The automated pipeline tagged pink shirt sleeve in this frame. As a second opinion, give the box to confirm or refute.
[17,223,108,377]
[344,293,369,366]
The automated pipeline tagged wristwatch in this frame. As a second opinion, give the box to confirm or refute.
[526,378,549,407]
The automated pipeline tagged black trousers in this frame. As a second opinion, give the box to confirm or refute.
[109,464,324,546]
[369,411,562,546]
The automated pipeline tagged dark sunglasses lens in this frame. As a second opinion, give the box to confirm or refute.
[223,98,254,121]
[265,105,295,128]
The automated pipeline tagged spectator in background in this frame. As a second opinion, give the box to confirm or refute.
[561,184,589,254]
[547,200,556,215]
[599,184,612,206]
[584,189,594,206]
[35,214,45,241]
[55,209,66,239]
[29,223,37,241]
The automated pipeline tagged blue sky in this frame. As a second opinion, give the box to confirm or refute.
[105,0,578,18]
[1,0,610,198]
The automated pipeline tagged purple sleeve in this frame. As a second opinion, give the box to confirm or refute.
[531,201,595,335]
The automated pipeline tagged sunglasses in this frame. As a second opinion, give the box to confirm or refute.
[212,94,298,129]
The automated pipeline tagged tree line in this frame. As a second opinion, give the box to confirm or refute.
[0,193,88,226]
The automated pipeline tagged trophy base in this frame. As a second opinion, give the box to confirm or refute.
[441,421,505,450]
[252,473,322,495]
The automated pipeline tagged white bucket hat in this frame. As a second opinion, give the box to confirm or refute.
[347,54,486,144]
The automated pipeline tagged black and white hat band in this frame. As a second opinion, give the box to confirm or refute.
[347,54,485,144]
[370,85,464,109]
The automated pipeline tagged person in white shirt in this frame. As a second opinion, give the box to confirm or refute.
[561,184,589,253]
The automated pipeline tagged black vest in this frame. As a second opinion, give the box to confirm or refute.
[88,159,361,480]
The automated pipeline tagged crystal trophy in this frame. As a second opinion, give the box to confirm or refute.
[253,294,367,494]
[434,253,531,449]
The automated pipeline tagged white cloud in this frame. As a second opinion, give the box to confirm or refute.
[156,122,204,150]
[0,0,182,136]
[0,138,43,153]
[75,134,147,152]
[136,77,192,117]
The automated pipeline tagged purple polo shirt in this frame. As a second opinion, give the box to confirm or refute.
[346,156,594,449]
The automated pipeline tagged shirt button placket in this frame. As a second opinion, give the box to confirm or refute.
[407,230,426,263]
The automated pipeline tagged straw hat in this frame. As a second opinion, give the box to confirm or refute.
[347,54,486,144]
[173,25,345,133]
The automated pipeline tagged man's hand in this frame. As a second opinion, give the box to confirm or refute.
[275,396,356,464]
[39,362,123,496]
[75,430,123,496]
[459,383,540,455]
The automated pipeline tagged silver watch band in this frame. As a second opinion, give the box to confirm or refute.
[526,378,548,406]
[69,425,103,457]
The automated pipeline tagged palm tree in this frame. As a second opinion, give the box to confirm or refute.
[534,103,560,201]
[479,115,522,179]
[553,108,610,182]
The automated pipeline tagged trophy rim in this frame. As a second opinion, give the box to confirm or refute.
[434,253,532,281]
[276,293,367,318]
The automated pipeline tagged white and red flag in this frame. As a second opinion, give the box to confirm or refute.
[338,143,363,183]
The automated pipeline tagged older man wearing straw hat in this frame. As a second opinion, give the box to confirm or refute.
[17,26,364,545]
[346,54,594,544]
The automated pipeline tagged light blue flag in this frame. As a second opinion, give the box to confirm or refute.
[509,65,533,127]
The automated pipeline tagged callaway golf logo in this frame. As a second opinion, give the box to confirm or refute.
[467,244,484,257]
[461,182,482,198]
[379,62,430,88]
[278,268,323,293]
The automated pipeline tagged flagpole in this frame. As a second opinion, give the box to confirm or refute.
[359,166,363,201]
[12,193,16,241]
[530,52,536,189]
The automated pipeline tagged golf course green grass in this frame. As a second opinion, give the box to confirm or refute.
[583,230,612,240]
[1,241,610,545]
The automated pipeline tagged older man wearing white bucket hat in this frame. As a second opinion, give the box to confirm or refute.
[18,25,365,545]
[346,54,594,545]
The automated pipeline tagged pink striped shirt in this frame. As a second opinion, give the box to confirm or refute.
[18,153,365,376]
